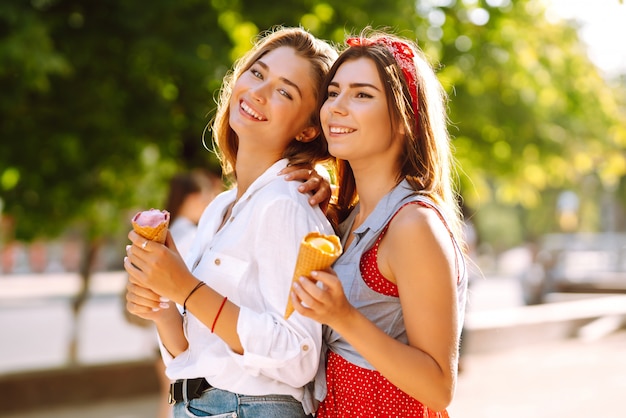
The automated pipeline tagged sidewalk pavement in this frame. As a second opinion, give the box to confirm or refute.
[450,327,626,418]
[5,329,625,418]
[3,393,159,418]
[2,272,625,417]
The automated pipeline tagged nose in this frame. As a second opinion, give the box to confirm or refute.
[249,81,269,103]
[326,93,348,116]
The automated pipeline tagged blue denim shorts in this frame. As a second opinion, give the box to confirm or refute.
[173,385,312,418]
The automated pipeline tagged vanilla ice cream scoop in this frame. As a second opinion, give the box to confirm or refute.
[284,232,342,319]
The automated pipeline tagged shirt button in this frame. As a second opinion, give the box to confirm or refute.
[302,344,309,352]
[214,258,221,266]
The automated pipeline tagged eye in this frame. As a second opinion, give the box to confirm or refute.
[356,92,373,99]
[250,68,263,79]
[327,89,339,98]
[278,88,293,100]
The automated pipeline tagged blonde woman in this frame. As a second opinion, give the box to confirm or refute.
[125,27,337,417]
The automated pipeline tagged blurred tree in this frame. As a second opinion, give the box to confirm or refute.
[0,0,230,364]
[1,0,626,362]
[410,0,626,243]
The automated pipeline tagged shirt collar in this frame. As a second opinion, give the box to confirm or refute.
[351,179,415,237]
[231,159,289,209]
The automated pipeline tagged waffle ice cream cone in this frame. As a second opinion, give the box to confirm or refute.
[284,232,342,319]
[131,209,170,244]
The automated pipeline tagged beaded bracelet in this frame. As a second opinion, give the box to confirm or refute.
[183,281,206,315]
[211,296,228,333]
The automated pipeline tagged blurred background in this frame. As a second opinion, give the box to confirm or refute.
[1,0,625,417]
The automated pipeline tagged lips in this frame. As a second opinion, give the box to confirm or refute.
[240,100,267,121]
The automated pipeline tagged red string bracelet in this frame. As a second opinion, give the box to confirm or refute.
[211,296,228,333]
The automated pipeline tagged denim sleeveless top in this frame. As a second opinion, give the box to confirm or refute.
[324,180,468,370]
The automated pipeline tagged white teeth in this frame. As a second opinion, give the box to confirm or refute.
[329,126,355,134]
[241,101,265,120]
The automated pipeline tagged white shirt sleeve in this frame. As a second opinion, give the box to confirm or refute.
[230,195,326,387]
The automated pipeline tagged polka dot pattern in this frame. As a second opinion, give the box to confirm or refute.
[359,223,399,297]
[317,352,449,417]
[318,202,450,417]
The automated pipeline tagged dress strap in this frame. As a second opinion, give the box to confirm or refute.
[386,198,465,284]
[376,201,418,243]
[359,202,423,297]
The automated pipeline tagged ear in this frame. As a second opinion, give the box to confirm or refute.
[398,120,406,136]
[296,126,320,143]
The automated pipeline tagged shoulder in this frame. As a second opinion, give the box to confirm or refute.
[254,177,332,232]
[376,202,458,293]
[257,176,312,209]
[385,203,455,261]
[391,203,440,232]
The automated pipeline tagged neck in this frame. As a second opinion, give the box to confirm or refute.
[351,162,400,223]
[233,146,282,198]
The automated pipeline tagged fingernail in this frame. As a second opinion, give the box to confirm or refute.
[159,302,170,309]
[126,245,131,251]
[298,185,305,191]
[159,297,170,303]
[152,307,160,312]
[284,174,292,180]
[311,271,318,277]
[124,256,128,263]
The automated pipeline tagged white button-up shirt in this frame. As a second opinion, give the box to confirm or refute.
[161,159,333,406]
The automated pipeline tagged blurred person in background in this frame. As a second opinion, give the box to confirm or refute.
[166,169,225,258]
[150,168,225,418]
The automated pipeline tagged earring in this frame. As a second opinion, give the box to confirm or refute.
[296,135,303,142]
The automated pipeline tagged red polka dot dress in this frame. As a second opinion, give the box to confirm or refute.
[317,203,451,418]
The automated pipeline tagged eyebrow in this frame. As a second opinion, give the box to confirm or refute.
[329,81,382,91]
[256,60,303,99]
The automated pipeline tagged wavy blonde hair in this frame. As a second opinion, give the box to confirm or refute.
[211,27,338,182]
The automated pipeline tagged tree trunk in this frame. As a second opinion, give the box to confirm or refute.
[66,238,101,366]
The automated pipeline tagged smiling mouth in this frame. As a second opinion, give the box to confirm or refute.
[240,101,267,121]
[329,126,355,134]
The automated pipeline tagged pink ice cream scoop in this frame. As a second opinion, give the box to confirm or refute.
[131,209,170,243]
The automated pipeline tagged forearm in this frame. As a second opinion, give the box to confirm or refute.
[184,284,243,354]
[155,306,187,357]
[332,308,456,411]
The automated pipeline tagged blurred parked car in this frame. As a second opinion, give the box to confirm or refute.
[518,233,626,305]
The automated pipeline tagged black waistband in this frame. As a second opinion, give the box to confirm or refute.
[168,378,211,404]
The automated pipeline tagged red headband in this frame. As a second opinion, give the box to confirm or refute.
[346,36,419,122]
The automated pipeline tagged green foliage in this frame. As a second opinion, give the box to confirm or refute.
[414,0,626,242]
[1,0,625,252]
[0,0,227,241]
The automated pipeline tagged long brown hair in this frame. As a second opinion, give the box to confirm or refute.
[325,29,463,239]
[211,27,337,182]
